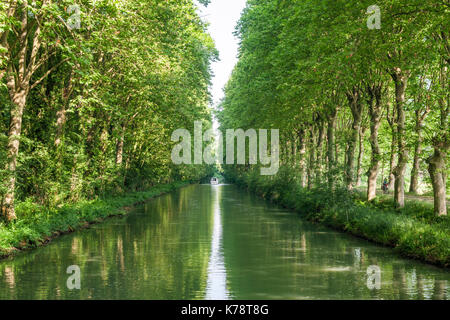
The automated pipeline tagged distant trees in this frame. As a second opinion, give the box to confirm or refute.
[0,0,217,221]
[218,0,449,215]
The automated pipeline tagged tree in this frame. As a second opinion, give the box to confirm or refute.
[218,0,448,215]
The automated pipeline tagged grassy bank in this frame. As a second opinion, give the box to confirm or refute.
[0,181,190,259]
[227,169,450,268]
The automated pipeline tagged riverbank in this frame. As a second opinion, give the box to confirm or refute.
[226,170,450,268]
[0,181,191,260]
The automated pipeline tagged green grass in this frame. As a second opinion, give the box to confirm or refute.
[0,181,190,259]
[353,191,449,227]
[227,169,450,268]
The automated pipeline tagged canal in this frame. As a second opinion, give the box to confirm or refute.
[0,184,448,299]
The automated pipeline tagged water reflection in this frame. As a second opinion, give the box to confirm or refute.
[0,185,213,299]
[205,185,229,299]
[219,185,450,300]
[0,184,448,300]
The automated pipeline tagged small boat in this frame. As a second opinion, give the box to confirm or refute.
[210,177,219,185]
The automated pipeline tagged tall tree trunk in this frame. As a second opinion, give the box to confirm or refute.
[297,128,307,187]
[427,64,449,216]
[409,75,431,194]
[327,106,338,188]
[409,131,423,194]
[316,120,325,185]
[345,87,363,190]
[386,101,396,191]
[55,70,74,148]
[3,88,28,221]
[427,146,448,216]
[356,126,367,187]
[380,157,385,186]
[116,123,126,165]
[409,105,430,193]
[307,126,316,189]
[388,134,396,190]
[366,84,383,201]
[391,68,410,208]
[335,140,339,171]
[2,0,55,221]
[291,138,297,168]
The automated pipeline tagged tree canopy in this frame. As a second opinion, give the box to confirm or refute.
[218,0,449,215]
[1,0,217,221]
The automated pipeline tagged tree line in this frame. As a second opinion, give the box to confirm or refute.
[217,0,449,215]
[1,0,216,222]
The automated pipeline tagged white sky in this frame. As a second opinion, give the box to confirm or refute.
[195,0,247,110]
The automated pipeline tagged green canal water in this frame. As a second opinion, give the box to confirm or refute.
[0,184,449,299]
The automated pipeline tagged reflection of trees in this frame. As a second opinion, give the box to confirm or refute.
[433,280,447,300]
[221,186,450,300]
[0,185,448,300]
[4,266,15,289]
[0,185,213,299]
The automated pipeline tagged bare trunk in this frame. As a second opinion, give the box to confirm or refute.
[335,141,339,171]
[356,126,366,187]
[391,69,409,208]
[291,139,297,168]
[316,122,325,185]
[3,89,28,221]
[427,147,447,216]
[298,128,307,187]
[55,70,74,148]
[366,85,383,201]
[427,64,449,216]
[388,134,396,190]
[345,88,363,190]
[307,126,316,189]
[409,132,422,194]
[409,100,431,194]
[116,124,126,165]
[327,107,338,188]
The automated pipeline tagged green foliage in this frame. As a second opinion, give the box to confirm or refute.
[218,0,449,215]
[1,0,215,213]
